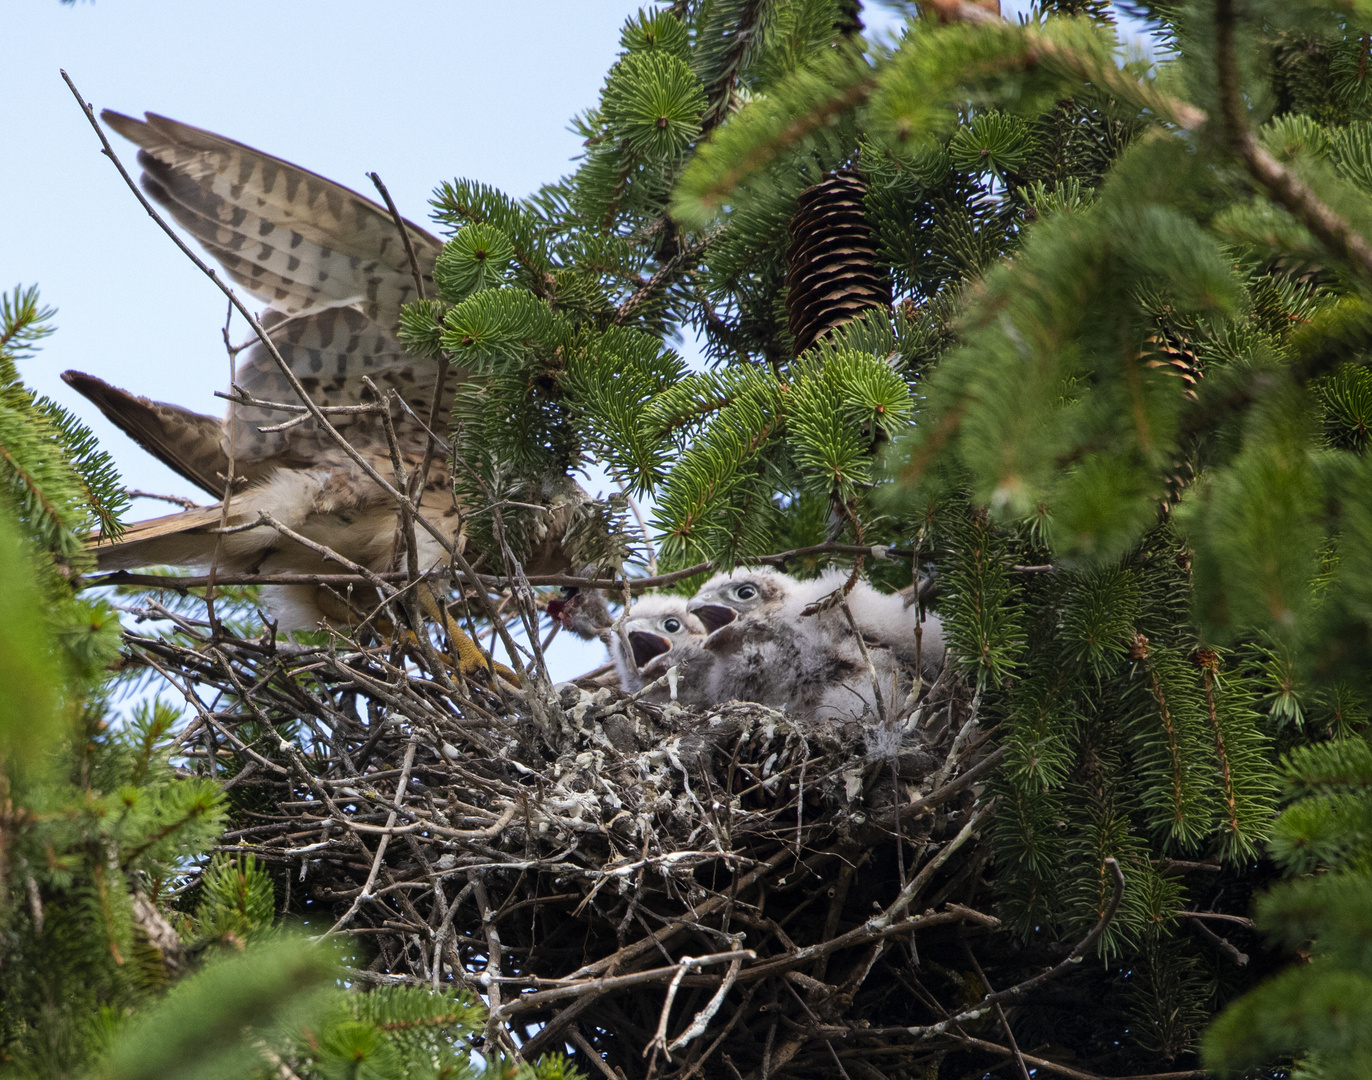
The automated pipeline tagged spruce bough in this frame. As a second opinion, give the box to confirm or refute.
[398,0,1372,1071]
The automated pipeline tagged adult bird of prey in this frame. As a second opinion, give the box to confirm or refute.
[65,112,585,682]
[688,567,936,722]
[609,594,715,707]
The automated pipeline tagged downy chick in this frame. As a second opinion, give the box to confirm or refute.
[689,567,892,721]
[608,594,715,707]
[800,567,946,680]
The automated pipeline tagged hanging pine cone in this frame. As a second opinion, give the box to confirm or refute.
[785,170,892,357]
[1141,323,1204,511]
[1141,327,1202,402]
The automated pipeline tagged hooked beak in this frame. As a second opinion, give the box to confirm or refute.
[688,603,737,636]
[628,630,672,668]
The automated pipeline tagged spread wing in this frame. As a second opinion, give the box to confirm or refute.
[76,112,459,484]
[100,111,442,324]
[229,308,455,466]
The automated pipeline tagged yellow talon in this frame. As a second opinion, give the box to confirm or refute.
[309,582,520,688]
[416,589,521,688]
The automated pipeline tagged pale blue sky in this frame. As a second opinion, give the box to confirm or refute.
[3,0,1145,679]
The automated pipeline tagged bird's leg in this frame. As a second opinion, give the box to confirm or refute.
[415,587,520,688]
[329,582,518,688]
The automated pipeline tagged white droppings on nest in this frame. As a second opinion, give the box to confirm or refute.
[586,723,619,755]
[117,545,998,1076]
[554,682,602,728]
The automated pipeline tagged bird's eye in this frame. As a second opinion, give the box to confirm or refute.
[735,584,758,600]
[663,617,682,633]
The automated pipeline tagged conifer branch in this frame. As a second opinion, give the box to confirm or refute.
[0,445,68,530]
[917,2,1204,129]
[0,287,56,358]
[613,229,716,325]
[1137,634,1187,829]
[698,0,768,132]
[1197,649,1242,844]
[685,74,878,219]
[119,791,219,868]
[1213,0,1372,280]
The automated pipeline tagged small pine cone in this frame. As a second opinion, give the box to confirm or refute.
[1141,328,1202,401]
[1160,455,1197,513]
[1141,326,1203,509]
[785,170,893,357]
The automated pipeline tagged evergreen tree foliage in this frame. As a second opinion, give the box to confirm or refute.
[0,290,219,1076]
[1204,739,1372,1079]
[93,856,579,1080]
[646,0,1372,1072]
[0,286,125,686]
[31,0,1372,1074]
[391,0,1372,1070]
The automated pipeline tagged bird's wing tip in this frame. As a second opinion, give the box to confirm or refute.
[99,109,149,142]
[61,368,104,390]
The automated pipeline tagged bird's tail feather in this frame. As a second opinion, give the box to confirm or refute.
[90,505,228,570]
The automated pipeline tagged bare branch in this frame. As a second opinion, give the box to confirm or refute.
[367,171,427,303]
[862,858,1126,1040]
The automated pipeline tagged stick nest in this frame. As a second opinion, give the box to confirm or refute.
[120,594,1100,1080]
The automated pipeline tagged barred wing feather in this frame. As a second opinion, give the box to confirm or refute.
[99,111,441,323]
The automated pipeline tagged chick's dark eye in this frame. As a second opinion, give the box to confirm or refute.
[663,618,682,633]
[736,585,757,600]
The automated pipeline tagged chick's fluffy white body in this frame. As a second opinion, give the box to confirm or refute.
[800,567,946,678]
[683,566,948,722]
[687,567,912,722]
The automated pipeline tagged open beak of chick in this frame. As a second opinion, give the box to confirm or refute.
[628,631,673,669]
[688,603,737,636]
